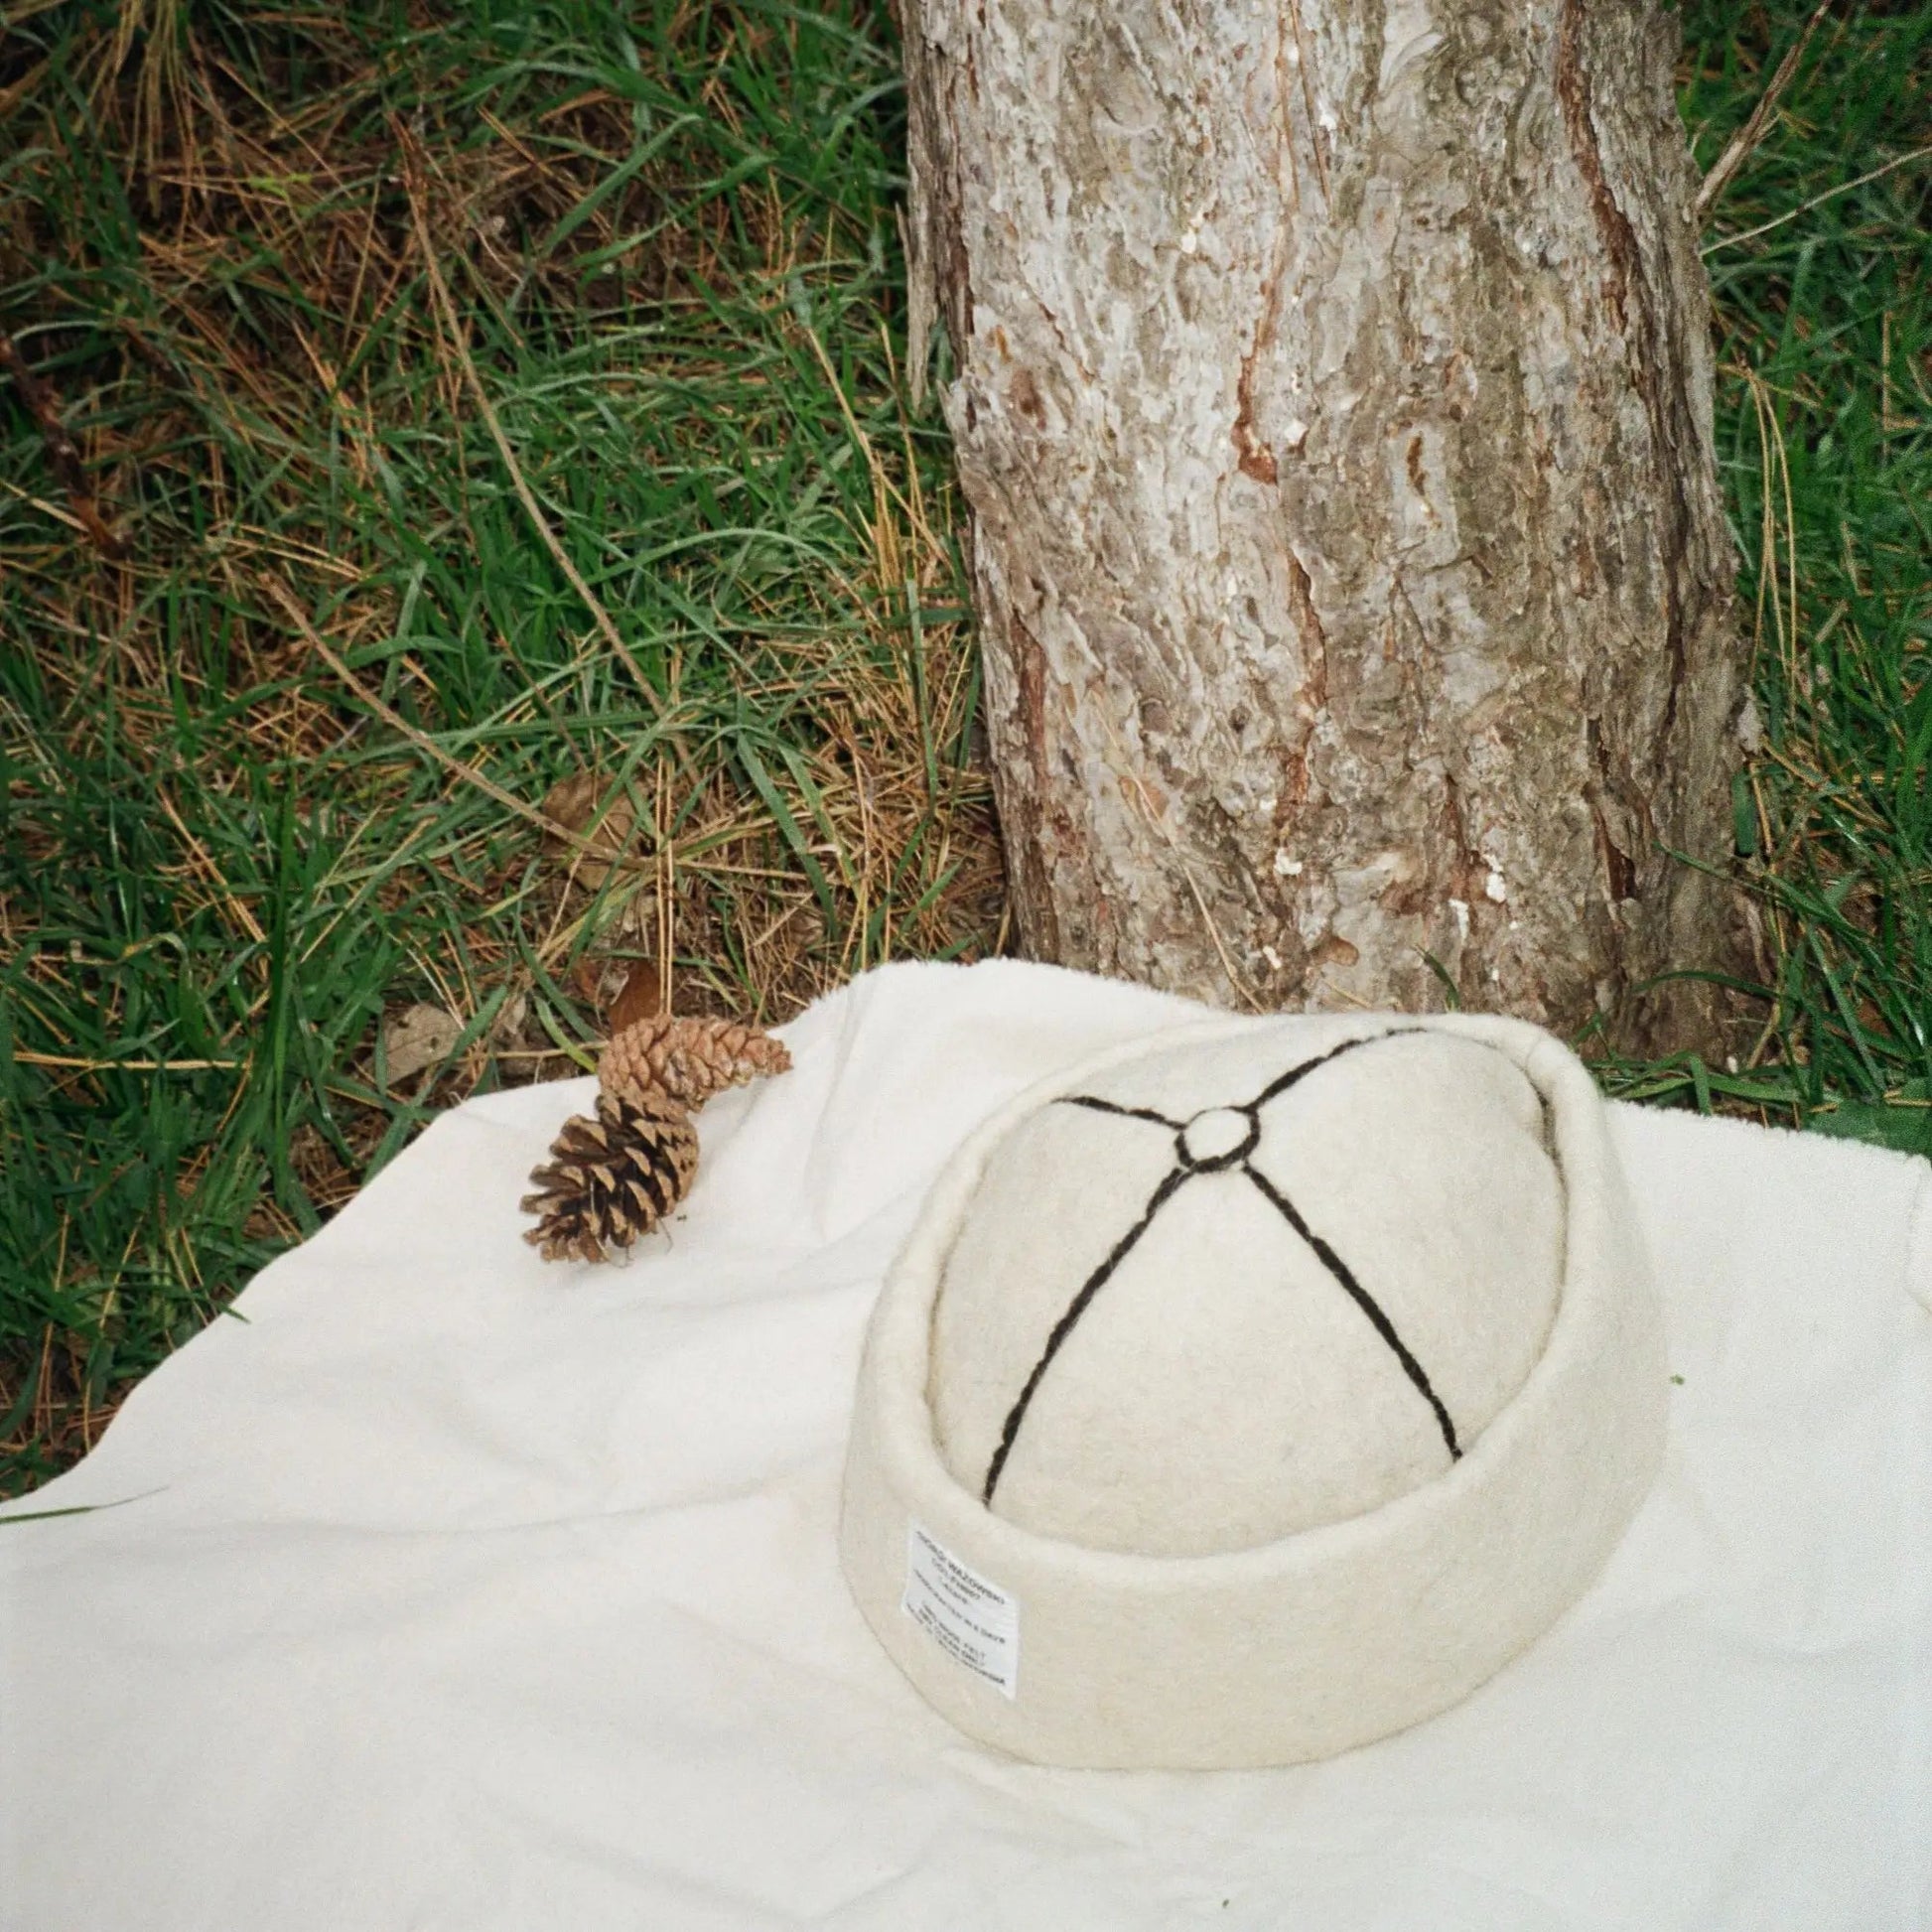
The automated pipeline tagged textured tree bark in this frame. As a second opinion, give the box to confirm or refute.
[900,0,1746,1052]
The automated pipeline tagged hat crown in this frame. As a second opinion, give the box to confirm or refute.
[929,1022,1564,1557]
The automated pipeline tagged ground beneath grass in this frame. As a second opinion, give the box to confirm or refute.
[2,0,1927,1494]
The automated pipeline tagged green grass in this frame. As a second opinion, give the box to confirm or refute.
[1,0,1927,1495]
[0,0,996,1490]
[1616,0,1932,1146]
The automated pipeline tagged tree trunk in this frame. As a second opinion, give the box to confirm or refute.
[900,0,1745,1053]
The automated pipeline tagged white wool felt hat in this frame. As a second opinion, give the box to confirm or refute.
[838,1011,1668,1769]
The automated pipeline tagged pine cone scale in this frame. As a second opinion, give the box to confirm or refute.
[626,1141,680,1217]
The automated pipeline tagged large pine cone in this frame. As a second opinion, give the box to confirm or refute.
[598,1014,790,1110]
[520,1089,698,1264]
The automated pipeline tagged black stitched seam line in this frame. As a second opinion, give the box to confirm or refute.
[982,1165,1197,1504]
[1058,1028,1429,1132]
[1242,1162,1461,1460]
[982,1028,1456,1509]
[1245,1026,1429,1111]
[1056,1094,1186,1130]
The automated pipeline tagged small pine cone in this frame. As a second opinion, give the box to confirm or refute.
[598,1014,790,1111]
[520,1089,698,1264]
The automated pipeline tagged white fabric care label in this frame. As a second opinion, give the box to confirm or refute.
[901,1524,1020,1699]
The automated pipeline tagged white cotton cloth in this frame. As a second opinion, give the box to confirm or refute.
[2,958,1929,1931]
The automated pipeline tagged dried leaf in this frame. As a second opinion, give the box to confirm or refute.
[539,771,636,887]
[380,1003,463,1084]
[488,991,529,1047]
[608,959,663,1031]
[540,769,601,838]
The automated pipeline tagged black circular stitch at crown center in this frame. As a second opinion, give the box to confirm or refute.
[1174,1105,1261,1173]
